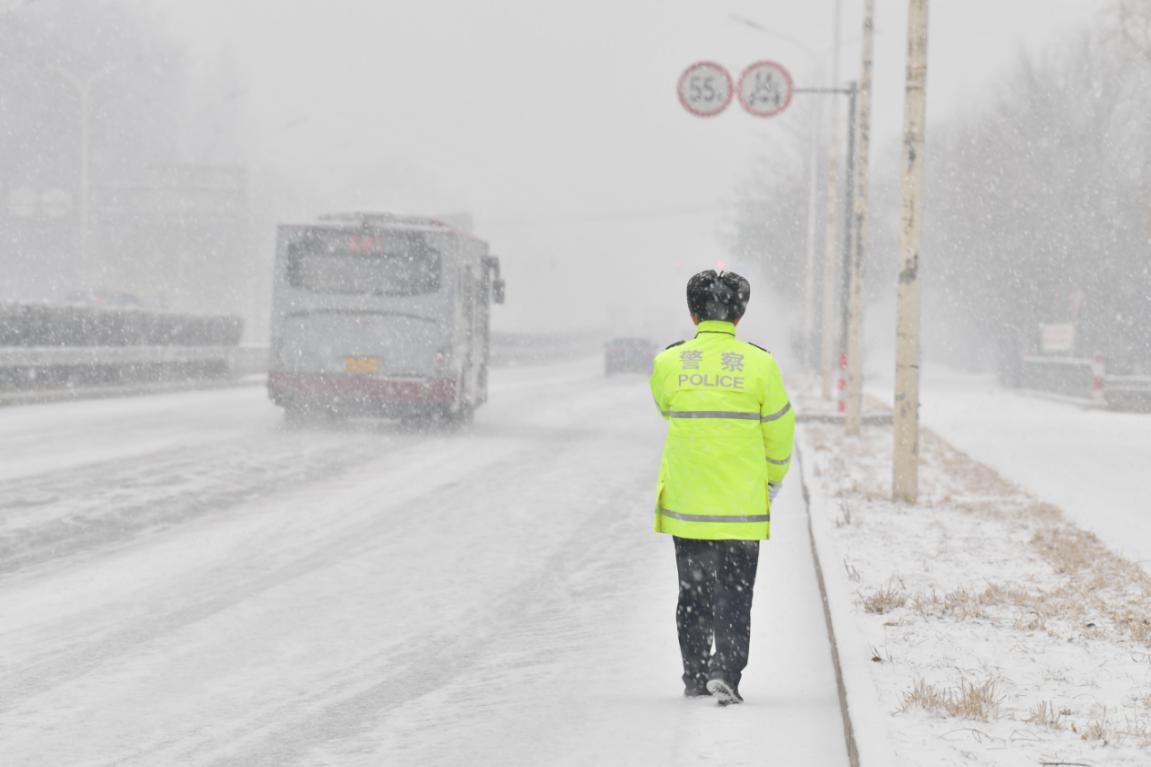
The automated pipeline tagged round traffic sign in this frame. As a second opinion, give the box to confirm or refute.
[677,61,733,118]
[737,60,794,118]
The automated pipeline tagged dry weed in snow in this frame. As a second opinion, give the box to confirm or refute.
[1025,700,1067,730]
[797,390,1151,765]
[862,584,907,615]
[899,677,1002,721]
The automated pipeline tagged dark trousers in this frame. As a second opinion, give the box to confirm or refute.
[673,536,760,690]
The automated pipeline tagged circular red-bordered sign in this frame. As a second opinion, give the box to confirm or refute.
[737,60,794,118]
[677,61,734,118]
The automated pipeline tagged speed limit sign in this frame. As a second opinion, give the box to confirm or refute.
[738,60,794,118]
[677,61,733,118]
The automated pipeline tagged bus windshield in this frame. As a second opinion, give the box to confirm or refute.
[287,230,441,296]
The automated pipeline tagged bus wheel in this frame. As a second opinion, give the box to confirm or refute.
[443,402,474,428]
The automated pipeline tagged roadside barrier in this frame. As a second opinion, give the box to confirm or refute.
[0,302,242,347]
[0,324,596,400]
[0,303,246,394]
[1018,355,1151,411]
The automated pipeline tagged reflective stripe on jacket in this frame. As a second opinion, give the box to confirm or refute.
[649,320,795,540]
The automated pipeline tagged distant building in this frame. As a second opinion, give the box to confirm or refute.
[95,165,250,317]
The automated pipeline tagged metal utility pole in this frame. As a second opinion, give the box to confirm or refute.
[844,0,876,435]
[836,83,857,414]
[79,84,92,271]
[893,0,931,503]
[819,0,844,399]
[800,86,822,369]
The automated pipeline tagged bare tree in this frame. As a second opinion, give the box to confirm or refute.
[1118,0,1151,59]
[727,15,1151,376]
[920,30,1151,373]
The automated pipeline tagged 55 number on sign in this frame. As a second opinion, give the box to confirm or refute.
[677,61,733,118]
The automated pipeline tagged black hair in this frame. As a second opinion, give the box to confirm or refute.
[686,270,751,322]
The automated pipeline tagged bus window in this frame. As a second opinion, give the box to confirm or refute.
[287,231,441,296]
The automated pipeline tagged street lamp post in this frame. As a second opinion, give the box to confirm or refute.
[801,79,822,368]
[50,63,120,278]
[821,0,844,398]
[844,0,876,435]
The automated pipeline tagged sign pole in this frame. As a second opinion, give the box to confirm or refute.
[678,62,855,398]
[845,0,876,435]
[837,82,857,415]
[820,0,844,400]
[893,0,931,503]
[819,124,839,398]
[790,82,857,406]
[800,88,822,369]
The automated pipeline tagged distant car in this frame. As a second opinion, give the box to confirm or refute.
[605,337,656,376]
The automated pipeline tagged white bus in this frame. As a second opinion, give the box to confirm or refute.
[267,212,504,422]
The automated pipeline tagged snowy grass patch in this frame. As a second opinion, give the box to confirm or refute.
[899,676,1003,721]
[798,391,1151,764]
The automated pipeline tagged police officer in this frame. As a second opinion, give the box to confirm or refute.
[649,269,795,706]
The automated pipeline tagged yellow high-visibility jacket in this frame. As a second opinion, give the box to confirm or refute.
[650,320,795,540]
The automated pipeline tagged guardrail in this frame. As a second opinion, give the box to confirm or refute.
[1019,356,1102,404]
[1104,373,1151,411]
[0,302,253,400]
[0,331,600,402]
[0,346,246,367]
[0,302,243,347]
[0,345,256,393]
[1018,355,1151,411]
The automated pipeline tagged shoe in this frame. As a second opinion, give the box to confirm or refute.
[683,683,711,698]
[706,678,744,706]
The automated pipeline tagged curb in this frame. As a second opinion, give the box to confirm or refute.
[797,431,898,767]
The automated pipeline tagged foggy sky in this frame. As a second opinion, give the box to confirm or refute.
[152,0,1103,337]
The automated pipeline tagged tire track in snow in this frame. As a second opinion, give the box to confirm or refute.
[0,377,640,725]
[0,432,506,711]
[0,433,397,576]
[0,363,602,577]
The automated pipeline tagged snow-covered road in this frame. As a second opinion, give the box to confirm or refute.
[0,360,847,766]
